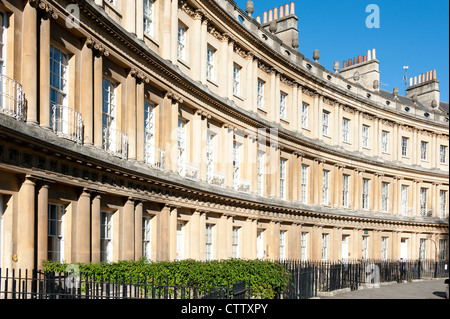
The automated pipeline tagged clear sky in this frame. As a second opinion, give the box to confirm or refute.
[234,0,449,102]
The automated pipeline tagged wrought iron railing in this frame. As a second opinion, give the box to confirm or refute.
[0,74,26,122]
[144,142,166,170]
[50,104,83,144]
[102,125,128,159]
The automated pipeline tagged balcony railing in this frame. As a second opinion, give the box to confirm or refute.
[102,125,128,159]
[0,74,26,122]
[209,171,226,188]
[234,178,251,194]
[144,143,166,170]
[50,104,83,144]
[179,162,199,182]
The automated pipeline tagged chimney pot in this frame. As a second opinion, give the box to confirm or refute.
[263,11,268,23]
[358,55,362,64]
[418,75,422,83]
[268,9,273,22]
[433,70,436,80]
[343,60,347,68]
[279,5,284,18]
[372,48,376,60]
[274,7,278,20]
[367,50,372,60]
[285,4,289,15]
[348,59,352,66]
[414,76,417,85]
[290,2,295,15]
[363,55,367,62]
[353,57,357,65]
[409,78,413,87]
[257,16,261,23]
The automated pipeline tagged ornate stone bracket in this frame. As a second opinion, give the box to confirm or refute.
[30,0,59,20]
[86,37,110,58]
[130,68,150,85]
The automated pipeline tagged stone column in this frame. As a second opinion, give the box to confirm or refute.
[157,205,171,261]
[22,2,38,125]
[170,0,179,64]
[81,42,94,145]
[161,0,172,61]
[37,183,49,269]
[93,52,104,148]
[91,194,101,263]
[136,0,144,40]
[162,93,180,173]
[39,17,51,129]
[134,201,143,260]
[18,176,36,270]
[190,210,200,260]
[169,206,178,261]
[191,10,203,81]
[77,189,91,263]
[126,73,137,160]
[136,82,145,162]
[121,198,135,261]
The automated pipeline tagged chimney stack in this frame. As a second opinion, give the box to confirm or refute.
[406,69,440,108]
[338,48,380,91]
[261,2,299,49]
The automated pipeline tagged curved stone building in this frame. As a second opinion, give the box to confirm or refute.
[0,0,448,271]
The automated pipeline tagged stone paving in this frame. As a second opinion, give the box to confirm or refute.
[319,279,448,299]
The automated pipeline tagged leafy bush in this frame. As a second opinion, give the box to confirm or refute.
[42,258,290,299]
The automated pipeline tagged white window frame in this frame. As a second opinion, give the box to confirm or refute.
[362,178,370,209]
[440,145,447,164]
[381,182,389,212]
[144,101,156,164]
[176,222,185,261]
[143,0,155,37]
[401,185,408,216]
[401,137,408,157]
[257,151,265,196]
[206,131,215,183]
[232,227,240,259]
[233,141,241,186]
[50,45,69,134]
[440,190,447,219]
[381,237,388,260]
[280,158,287,200]
[102,78,117,152]
[321,234,328,261]
[322,111,329,136]
[301,165,308,204]
[342,174,350,207]
[381,131,389,153]
[177,118,187,176]
[100,210,113,263]
[301,232,308,261]
[257,80,265,110]
[362,125,369,148]
[48,203,65,262]
[342,118,350,142]
[177,23,187,61]
[439,240,447,260]
[420,141,428,160]
[205,224,214,261]
[322,169,329,204]
[279,230,287,260]
[142,215,152,260]
[233,64,241,96]
[362,236,369,260]
[206,46,215,80]
[301,103,309,128]
[420,188,428,216]
[419,238,426,260]
[280,93,287,119]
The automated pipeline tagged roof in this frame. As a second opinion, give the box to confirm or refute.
[439,102,449,114]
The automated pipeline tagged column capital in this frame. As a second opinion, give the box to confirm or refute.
[129,68,150,85]
[86,37,110,58]
[29,0,59,20]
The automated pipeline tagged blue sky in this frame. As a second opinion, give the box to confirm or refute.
[235,0,449,102]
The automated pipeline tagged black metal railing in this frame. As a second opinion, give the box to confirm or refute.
[0,268,251,300]
[278,259,449,298]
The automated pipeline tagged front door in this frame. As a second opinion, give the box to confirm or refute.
[176,222,184,261]
[342,235,349,261]
[257,229,264,260]
[400,238,408,260]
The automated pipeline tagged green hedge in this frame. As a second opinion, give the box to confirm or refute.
[42,258,290,299]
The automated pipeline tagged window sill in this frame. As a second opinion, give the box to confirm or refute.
[178,58,190,69]
[206,78,218,88]
[233,94,244,102]
[280,117,290,124]
[144,32,159,48]
[257,106,267,113]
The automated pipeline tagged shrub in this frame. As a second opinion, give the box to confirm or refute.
[42,258,290,299]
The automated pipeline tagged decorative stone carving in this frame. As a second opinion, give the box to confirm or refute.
[86,37,110,58]
[130,68,150,85]
[30,0,58,20]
